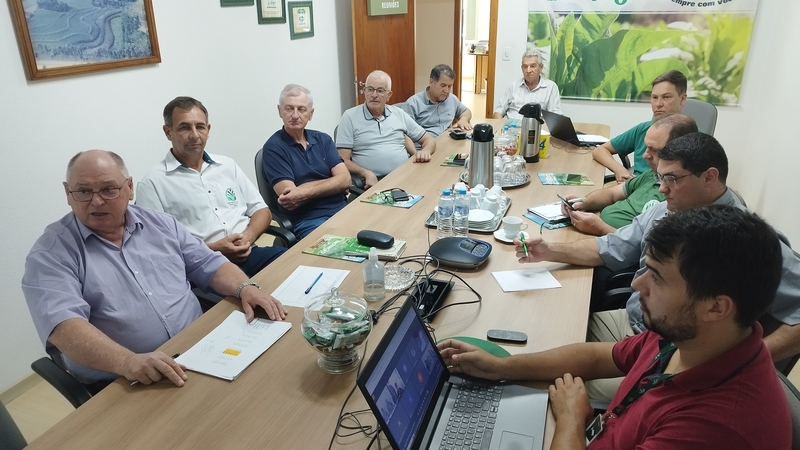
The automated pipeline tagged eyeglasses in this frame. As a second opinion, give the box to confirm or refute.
[654,172,697,187]
[68,185,124,202]
[364,87,388,96]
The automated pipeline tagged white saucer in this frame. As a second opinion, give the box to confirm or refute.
[469,209,494,222]
[493,229,529,243]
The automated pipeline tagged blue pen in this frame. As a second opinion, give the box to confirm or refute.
[305,273,323,294]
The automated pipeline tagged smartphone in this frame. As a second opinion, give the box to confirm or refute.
[487,329,528,344]
[565,173,583,184]
[557,194,576,211]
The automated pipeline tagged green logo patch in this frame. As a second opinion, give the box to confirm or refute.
[226,188,237,202]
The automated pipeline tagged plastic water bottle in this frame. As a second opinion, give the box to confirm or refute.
[363,247,385,301]
[453,188,469,238]
[437,189,454,239]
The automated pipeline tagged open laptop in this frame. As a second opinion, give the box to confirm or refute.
[542,110,609,146]
[357,299,549,450]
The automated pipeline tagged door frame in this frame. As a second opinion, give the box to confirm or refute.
[452,0,498,118]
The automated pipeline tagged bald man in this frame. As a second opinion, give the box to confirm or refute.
[22,150,286,390]
[336,70,436,188]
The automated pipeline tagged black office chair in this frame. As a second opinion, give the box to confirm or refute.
[777,371,800,450]
[30,347,94,409]
[254,148,297,236]
[603,153,631,185]
[0,401,26,450]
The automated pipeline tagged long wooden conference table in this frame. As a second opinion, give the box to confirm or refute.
[27,120,608,449]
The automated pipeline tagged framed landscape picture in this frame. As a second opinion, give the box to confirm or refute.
[8,0,161,80]
[257,0,286,24]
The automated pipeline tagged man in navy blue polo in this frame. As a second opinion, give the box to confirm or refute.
[262,84,351,239]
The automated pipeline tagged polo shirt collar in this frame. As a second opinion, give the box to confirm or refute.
[669,322,765,391]
[361,103,391,121]
[165,149,216,172]
[279,127,319,148]
[423,87,437,105]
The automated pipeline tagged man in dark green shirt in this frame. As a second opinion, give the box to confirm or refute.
[564,114,697,236]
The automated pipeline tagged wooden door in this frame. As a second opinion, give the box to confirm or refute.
[351,0,416,105]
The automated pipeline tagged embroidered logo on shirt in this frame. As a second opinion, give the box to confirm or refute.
[642,200,660,212]
[225,188,238,206]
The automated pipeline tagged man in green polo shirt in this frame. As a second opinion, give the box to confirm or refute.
[592,70,688,183]
[564,114,698,236]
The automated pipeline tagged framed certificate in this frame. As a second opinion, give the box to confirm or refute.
[288,2,314,40]
[257,0,286,24]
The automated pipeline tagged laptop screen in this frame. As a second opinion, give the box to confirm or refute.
[360,302,448,450]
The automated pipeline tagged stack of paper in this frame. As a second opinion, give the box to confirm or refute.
[176,311,292,381]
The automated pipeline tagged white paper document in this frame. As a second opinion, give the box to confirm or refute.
[491,268,562,292]
[176,311,292,381]
[272,265,350,308]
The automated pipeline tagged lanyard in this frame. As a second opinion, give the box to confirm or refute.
[607,340,677,418]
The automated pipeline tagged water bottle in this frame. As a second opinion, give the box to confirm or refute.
[363,247,385,301]
[453,188,469,238]
[437,189,454,239]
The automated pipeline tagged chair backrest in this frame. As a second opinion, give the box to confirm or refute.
[777,372,800,449]
[0,401,27,450]
[682,98,718,136]
[254,149,295,231]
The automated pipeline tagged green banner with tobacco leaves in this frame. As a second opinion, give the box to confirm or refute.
[528,0,758,105]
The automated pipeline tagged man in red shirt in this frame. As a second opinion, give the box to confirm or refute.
[438,205,790,449]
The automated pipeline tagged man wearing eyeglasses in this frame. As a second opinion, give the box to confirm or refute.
[262,84,350,239]
[137,96,286,277]
[22,150,286,389]
[337,70,437,189]
[516,132,800,400]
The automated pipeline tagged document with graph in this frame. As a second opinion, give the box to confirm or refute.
[176,311,292,381]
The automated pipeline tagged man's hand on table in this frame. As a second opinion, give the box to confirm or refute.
[240,285,287,322]
[549,373,594,435]
[453,120,473,131]
[437,339,502,381]
[413,151,432,163]
[514,236,549,263]
[122,351,188,387]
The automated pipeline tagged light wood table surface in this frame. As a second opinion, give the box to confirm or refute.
[26,120,608,450]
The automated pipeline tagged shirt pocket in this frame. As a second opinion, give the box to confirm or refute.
[151,256,189,295]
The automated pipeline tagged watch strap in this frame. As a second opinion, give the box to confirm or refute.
[236,281,260,298]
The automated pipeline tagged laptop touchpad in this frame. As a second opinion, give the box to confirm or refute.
[498,430,535,450]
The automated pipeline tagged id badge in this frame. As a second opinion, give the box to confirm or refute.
[585,413,606,446]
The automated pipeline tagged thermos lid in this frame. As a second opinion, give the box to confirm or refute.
[472,123,494,142]
[519,103,544,122]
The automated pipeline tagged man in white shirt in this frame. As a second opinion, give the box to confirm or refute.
[494,49,563,118]
[137,96,286,277]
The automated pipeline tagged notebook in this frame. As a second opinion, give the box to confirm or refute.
[357,299,549,450]
[542,110,609,146]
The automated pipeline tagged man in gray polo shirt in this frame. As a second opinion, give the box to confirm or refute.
[337,70,436,189]
[403,64,472,145]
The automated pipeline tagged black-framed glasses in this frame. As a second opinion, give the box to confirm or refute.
[364,87,388,96]
[68,185,124,202]
[654,172,697,187]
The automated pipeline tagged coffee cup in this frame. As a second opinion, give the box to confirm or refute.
[502,216,528,239]
[482,193,500,215]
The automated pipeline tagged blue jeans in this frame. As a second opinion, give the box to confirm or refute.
[293,216,332,239]
[237,245,287,277]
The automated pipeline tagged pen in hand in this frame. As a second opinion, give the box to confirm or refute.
[305,273,323,294]
[520,233,529,258]
[131,353,181,386]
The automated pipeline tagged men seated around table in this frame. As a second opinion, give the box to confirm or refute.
[562,113,698,236]
[136,96,286,277]
[22,150,287,388]
[440,205,791,449]
[336,70,436,189]
[493,49,562,119]
[592,70,688,183]
[403,64,472,142]
[262,84,350,239]
[515,133,800,400]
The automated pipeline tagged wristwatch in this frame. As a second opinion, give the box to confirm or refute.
[236,281,260,298]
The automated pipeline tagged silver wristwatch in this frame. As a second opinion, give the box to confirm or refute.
[236,281,260,298]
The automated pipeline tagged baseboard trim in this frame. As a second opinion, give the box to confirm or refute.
[1,373,42,405]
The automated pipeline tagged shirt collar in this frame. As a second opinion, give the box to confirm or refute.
[361,103,391,121]
[279,127,319,148]
[74,206,144,243]
[519,77,548,91]
[165,149,216,172]
[669,322,765,391]
[423,87,437,105]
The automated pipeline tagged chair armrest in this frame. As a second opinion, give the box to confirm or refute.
[606,271,636,290]
[266,225,297,248]
[31,357,92,409]
[602,287,634,312]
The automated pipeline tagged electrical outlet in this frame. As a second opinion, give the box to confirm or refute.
[503,47,511,61]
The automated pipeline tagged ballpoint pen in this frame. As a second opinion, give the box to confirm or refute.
[520,232,528,258]
[305,273,324,294]
[131,353,181,385]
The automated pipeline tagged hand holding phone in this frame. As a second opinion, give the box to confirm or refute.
[557,194,576,212]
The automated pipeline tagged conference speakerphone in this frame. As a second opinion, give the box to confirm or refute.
[429,237,491,269]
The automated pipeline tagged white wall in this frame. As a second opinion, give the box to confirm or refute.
[0,0,354,393]
[415,0,455,92]
[494,1,800,245]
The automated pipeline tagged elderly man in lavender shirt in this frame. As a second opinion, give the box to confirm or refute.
[22,150,287,389]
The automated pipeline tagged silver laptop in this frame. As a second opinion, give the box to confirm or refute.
[542,110,608,146]
[357,299,549,450]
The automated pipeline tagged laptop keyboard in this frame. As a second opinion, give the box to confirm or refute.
[439,380,503,450]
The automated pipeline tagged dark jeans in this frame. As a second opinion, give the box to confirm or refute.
[237,245,287,277]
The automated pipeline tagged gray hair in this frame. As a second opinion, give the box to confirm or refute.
[278,84,314,109]
[521,49,544,65]
[66,150,129,180]
[366,70,392,91]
